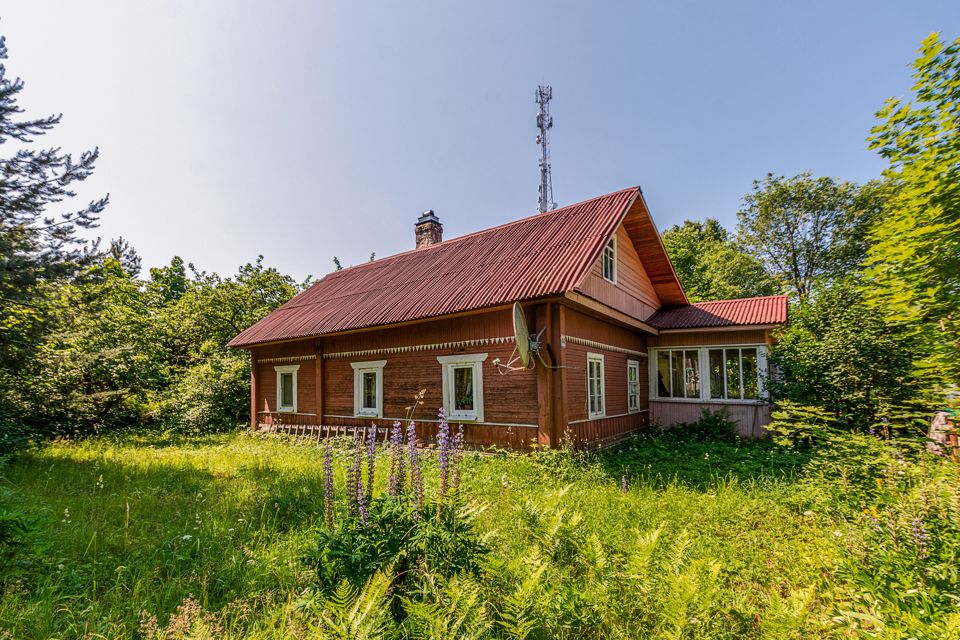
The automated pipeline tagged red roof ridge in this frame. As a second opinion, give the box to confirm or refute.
[319,186,640,277]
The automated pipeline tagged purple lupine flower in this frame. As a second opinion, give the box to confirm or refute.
[451,424,464,492]
[346,437,363,516]
[388,420,405,496]
[323,442,334,528]
[913,516,929,558]
[621,475,628,495]
[407,421,424,516]
[357,478,369,528]
[366,425,377,502]
[437,408,451,499]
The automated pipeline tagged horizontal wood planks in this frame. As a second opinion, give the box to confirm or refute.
[577,225,661,321]
[649,329,770,348]
[650,401,772,438]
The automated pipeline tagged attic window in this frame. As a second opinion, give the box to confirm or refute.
[602,237,617,283]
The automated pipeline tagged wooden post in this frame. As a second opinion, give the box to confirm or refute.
[552,303,567,447]
[536,304,554,448]
[315,339,324,426]
[250,352,259,431]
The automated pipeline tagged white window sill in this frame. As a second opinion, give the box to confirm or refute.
[277,406,297,413]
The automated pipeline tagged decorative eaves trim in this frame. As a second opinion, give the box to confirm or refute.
[323,336,515,360]
[562,335,647,358]
[257,355,316,364]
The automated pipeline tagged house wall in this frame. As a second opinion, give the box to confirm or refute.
[576,224,661,321]
[647,328,773,437]
[250,308,540,448]
[560,307,650,444]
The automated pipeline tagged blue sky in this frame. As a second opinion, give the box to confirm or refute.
[3,1,957,281]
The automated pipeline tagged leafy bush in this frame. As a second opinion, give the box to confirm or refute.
[669,408,739,442]
[160,349,249,434]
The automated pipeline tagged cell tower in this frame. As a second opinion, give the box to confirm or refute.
[535,85,556,213]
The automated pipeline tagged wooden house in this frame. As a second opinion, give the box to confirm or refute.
[228,187,787,447]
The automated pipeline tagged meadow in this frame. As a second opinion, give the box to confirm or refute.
[0,425,956,639]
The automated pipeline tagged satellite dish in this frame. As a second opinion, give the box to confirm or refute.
[513,303,531,368]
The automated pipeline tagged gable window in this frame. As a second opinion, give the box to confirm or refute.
[627,359,641,413]
[587,353,605,419]
[602,237,617,283]
[708,348,760,400]
[351,360,386,418]
[655,350,701,399]
[274,365,300,413]
[438,354,486,422]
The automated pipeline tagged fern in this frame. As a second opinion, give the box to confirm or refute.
[311,572,393,640]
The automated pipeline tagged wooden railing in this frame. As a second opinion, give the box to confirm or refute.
[257,412,389,442]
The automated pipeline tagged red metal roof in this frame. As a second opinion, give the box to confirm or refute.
[649,295,788,330]
[229,188,643,347]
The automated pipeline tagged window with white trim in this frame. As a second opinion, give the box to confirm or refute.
[437,353,486,422]
[602,237,617,283]
[655,349,701,399]
[587,353,605,419]
[627,359,641,413]
[708,347,760,400]
[649,345,767,402]
[274,364,299,413]
[351,360,386,418]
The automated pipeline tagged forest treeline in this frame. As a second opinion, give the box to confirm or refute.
[1,33,957,451]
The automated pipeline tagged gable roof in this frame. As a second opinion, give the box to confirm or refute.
[649,295,788,330]
[232,187,685,347]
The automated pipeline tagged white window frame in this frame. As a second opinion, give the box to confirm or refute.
[437,353,486,422]
[274,364,300,413]
[587,352,606,419]
[627,359,641,413]
[602,237,617,283]
[648,345,768,404]
[351,360,386,418]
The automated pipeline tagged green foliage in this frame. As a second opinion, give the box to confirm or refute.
[769,282,918,432]
[661,218,776,302]
[309,496,489,596]
[865,33,960,386]
[669,408,738,442]
[737,173,888,301]
[160,349,250,434]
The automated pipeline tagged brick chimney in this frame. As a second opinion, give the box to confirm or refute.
[415,210,443,248]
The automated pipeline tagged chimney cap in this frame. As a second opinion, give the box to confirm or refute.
[417,209,441,225]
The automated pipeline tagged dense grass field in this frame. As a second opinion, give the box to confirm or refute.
[0,428,955,638]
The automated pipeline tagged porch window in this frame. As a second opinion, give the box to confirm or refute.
[602,237,617,283]
[708,347,760,400]
[655,350,700,399]
[274,364,300,413]
[587,353,605,419]
[351,360,386,418]
[627,359,641,413]
[438,353,486,422]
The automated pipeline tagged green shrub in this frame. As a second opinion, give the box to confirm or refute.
[160,349,249,434]
[670,408,739,442]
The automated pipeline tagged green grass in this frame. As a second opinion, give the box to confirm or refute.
[0,431,898,638]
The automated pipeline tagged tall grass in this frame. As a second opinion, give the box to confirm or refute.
[0,429,951,638]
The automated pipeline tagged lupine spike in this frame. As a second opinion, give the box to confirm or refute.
[451,424,464,491]
[357,478,369,528]
[323,442,334,528]
[408,421,424,517]
[437,408,450,499]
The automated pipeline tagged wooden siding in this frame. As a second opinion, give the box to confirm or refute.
[649,329,770,348]
[650,401,771,438]
[577,224,661,321]
[562,308,649,441]
[253,341,318,415]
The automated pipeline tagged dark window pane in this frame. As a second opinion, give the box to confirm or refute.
[725,349,741,399]
[657,351,671,398]
[742,348,758,400]
[671,350,684,399]
[709,349,724,399]
[684,350,700,398]
[454,366,474,411]
[362,371,377,409]
[281,373,293,407]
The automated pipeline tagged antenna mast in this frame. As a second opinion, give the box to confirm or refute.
[535,85,556,213]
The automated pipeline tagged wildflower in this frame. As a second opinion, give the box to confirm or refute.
[437,408,451,499]
[357,479,369,528]
[621,475,628,494]
[366,424,377,502]
[323,441,335,528]
[181,534,193,541]
[388,420,405,496]
[408,421,424,517]
[912,516,929,558]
